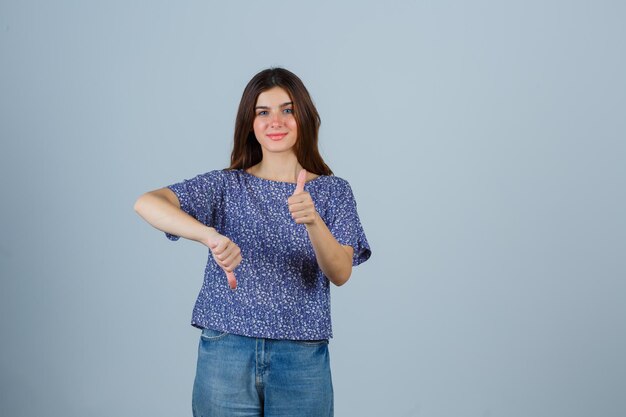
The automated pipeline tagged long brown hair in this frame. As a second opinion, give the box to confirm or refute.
[229,68,333,176]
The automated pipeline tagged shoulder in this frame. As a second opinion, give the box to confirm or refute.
[310,175,358,206]
[192,169,234,183]
[314,175,353,194]
[172,170,233,192]
[314,174,350,187]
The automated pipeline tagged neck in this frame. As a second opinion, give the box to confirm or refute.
[248,152,302,183]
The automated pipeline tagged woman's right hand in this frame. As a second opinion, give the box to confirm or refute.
[205,230,242,289]
[134,188,242,289]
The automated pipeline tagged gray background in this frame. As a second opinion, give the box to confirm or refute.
[1,1,625,416]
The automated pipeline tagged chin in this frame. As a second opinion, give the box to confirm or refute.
[261,142,297,154]
[264,148,295,155]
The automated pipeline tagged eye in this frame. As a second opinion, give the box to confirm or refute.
[257,110,268,116]
[283,108,294,114]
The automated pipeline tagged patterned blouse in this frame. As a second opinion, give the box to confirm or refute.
[166,169,371,340]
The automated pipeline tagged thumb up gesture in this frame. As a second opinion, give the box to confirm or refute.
[288,169,319,226]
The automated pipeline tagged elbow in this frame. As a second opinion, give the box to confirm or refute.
[334,278,349,287]
[133,193,149,216]
[331,268,352,287]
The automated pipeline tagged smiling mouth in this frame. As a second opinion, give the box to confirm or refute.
[267,133,287,141]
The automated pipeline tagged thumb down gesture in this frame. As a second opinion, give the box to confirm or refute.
[207,233,241,290]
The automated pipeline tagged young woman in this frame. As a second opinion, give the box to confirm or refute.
[134,67,371,416]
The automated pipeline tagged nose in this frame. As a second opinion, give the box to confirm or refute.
[270,111,284,127]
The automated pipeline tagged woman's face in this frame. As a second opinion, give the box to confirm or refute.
[253,87,298,156]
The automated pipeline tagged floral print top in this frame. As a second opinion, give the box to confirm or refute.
[166,169,371,340]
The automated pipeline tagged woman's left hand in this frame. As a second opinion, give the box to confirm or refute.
[287,169,353,285]
[288,169,319,226]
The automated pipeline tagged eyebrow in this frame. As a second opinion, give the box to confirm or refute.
[254,102,293,110]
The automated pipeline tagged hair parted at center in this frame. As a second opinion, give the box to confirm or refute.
[229,67,333,176]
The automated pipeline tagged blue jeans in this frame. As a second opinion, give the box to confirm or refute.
[192,328,334,417]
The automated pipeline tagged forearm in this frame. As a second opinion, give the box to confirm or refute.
[134,191,216,245]
[305,214,353,286]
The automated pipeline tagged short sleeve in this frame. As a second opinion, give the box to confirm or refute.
[164,170,223,241]
[328,179,372,266]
